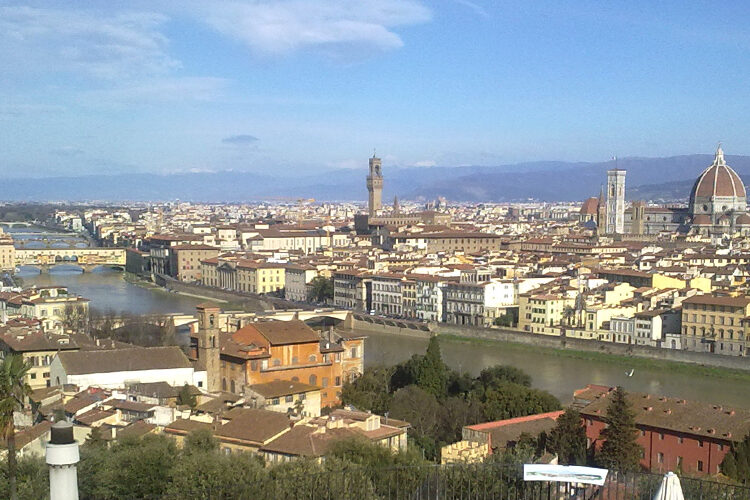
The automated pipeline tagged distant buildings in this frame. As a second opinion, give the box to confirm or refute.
[580,147,750,237]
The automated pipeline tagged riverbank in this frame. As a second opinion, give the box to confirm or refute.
[439,334,750,383]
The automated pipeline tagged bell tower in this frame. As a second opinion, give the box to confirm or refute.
[196,303,221,392]
[366,152,383,216]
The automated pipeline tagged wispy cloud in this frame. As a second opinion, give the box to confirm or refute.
[79,77,229,106]
[0,6,178,79]
[194,0,431,58]
[452,0,489,19]
[222,134,259,145]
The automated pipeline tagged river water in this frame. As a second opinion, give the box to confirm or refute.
[7,227,750,408]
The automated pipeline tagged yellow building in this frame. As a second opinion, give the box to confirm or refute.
[518,292,574,336]
[237,260,285,295]
[681,295,750,356]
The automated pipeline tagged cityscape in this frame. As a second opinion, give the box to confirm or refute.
[2,1,750,499]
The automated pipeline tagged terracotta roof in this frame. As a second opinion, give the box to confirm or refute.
[260,424,360,457]
[581,391,750,441]
[580,197,599,215]
[164,419,212,436]
[682,295,750,307]
[117,421,157,440]
[247,380,320,399]
[214,408,290,445]
[691,148,746,199]
[234,320,320,346]
[57,346,192,375]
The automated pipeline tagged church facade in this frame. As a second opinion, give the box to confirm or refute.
[579,147,750,237]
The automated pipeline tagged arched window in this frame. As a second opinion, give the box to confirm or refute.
[222,378,227,391]
[209,314,215,327]
[291,377,299,382]
[230,380,236,393]
[309,374,317,386]
[308,354,316,362]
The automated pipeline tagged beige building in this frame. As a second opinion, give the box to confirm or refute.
[681,295,750,356]
[237,260,285,295]
[169,244,219,282]
[245,380,322,417]
[519,292,575,335]
[284,264,318,302]
[19,287,90,334]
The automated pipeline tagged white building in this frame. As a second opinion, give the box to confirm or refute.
[50,346,202,390]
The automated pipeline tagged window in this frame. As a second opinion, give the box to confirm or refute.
[697,460,704,472]
[309,375,317,386]
[309,354,317,362]
[299,393,306,401]
[322,377,329,388]
[677,456,683,469]
[272,398,280,405]
[273,359,281,366]
[335,376,341,386]
[350,347,358,358]
[678,436,683,444]
[657,452,664,464]
[285,395,293,403]
[250,360,258,371]
[698,440,704,448]
[659,433,664,440]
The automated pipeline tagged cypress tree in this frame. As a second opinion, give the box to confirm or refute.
[597,386,642,472]
[548,408,587,465]
[416,336,448,399]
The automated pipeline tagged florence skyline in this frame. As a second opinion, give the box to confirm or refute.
[2,0,750,178]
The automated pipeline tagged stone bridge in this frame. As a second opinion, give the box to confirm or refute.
[15,247,127,272]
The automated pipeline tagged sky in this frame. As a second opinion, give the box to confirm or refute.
[2,0,750,178]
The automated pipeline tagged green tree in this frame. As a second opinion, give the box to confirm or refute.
[721,433,750,483]
[415,336,448,399]
[548,408,587,465]
[84,426,107,449]
[479,365,532,388]
[480,383,560,421]
[176,384,197,414]
[341,366,394,415]
[88,434,178,499]
[308,276,334,303]
[597,386,642,472]
[0,456,48,500]
[183,429,218,455]
[166,451,264,499]
[0,354,32,500]
[493,313,514,327]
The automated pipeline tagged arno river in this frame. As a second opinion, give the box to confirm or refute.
[9,228,750,408]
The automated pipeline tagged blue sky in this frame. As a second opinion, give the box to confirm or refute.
[2,0,750,178]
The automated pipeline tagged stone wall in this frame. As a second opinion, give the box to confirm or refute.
[155,274,274,311]
[351,318,750,372]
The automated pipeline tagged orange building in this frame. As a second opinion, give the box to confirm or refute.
[209,319,364,408]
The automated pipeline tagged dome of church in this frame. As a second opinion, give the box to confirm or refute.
[690,146,746,200]
[737,213,750,226]
[692,214,712,225]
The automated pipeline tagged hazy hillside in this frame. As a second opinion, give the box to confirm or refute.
[3,154,749,203]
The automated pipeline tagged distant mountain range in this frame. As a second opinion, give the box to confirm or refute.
[3,154,750,203]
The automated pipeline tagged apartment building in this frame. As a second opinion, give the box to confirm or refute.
[681,295,750,356]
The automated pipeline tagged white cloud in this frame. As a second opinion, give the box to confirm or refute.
[0,6,177,79]
[413,159,436,167]
[195,0,431,57]
[452,0,489,19]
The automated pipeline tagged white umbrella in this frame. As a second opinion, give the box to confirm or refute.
[653,472,684,500]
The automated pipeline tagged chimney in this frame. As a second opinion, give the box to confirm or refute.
[46,421,80,500]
